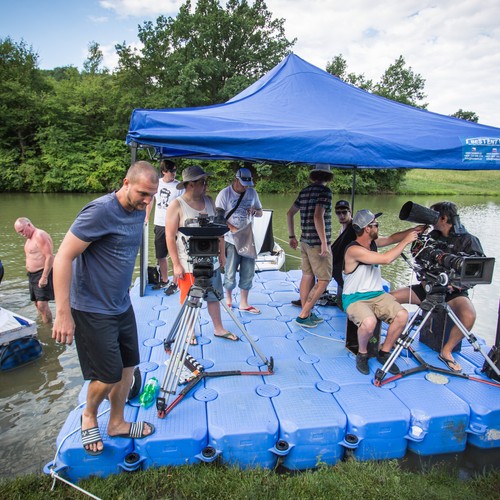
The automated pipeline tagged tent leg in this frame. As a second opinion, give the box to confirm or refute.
[350,166,357,213]
[130,141,147,297]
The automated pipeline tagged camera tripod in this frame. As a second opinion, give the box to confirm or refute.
[156,275,274,418]
[373,285,500,387]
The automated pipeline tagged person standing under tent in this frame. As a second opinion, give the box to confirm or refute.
[216,167,263,313]
[145,159,184,295]
[287,164,333,328]
[165,165,238,343]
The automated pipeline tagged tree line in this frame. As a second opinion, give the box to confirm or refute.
[0,0,478,194]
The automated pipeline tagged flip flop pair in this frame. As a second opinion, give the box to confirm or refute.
[81,418,155,455]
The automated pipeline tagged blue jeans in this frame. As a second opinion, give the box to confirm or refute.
[224,242,255,291]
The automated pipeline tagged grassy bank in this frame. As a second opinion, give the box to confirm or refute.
[2,460,499,500]
[400,169,500,195]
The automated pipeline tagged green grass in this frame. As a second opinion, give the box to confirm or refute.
[400,170,500,195]
[1,460,499,500]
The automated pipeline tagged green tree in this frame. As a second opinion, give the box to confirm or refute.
[451,109,479,123]
[326,54,373,90]
[374,55,427,108]
[83,41,107,74]
[0,37,50,190]
[115,0,295,108]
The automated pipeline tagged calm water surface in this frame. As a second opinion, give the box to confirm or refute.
[1,192,499,477]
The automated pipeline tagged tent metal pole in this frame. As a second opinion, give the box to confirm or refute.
[350,166,357,213]
[130,141,147,298]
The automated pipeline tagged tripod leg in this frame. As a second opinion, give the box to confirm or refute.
[375,306,434,384]
[445,306,500,377]
[219,298,272,369]
[159,290,203,412]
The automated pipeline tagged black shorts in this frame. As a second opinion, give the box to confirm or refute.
[411,284,469,303]
[28,269,54,302]
[72,306,139,384]
[154,225,168,260]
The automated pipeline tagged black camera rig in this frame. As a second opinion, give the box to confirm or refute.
[179,214,228,287]
[410,235,494,288]
[399,201,494,288]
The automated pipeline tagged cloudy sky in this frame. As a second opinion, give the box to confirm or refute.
[2,0,499,126]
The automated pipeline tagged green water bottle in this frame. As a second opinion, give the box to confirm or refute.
[139,377,159,408]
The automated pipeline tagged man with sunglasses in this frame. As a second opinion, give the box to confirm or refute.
[343,209,421,375]
[330,200,356,310]
[166,165,238,343]
[334,200,353,235]
[146,159,184,295]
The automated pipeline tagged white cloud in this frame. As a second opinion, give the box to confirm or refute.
[94,0,500,125]
[99,0,183,17]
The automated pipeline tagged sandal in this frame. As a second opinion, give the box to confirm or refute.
[238,305,261,315]
[438,354,462,372]
[81,416,104,456]
[214,331,238,341]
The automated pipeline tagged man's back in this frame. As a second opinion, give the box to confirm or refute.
[295,183,332,245]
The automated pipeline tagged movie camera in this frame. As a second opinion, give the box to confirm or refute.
[179,212,228,286]
[399,201,495,288]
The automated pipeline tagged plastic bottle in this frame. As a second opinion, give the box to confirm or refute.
[139,377,159,408]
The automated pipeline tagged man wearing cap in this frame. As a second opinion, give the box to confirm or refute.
[166,165,238,343]
[330,200,356,310]
[146,159,184,295]
[343,209,420,375]
[216,168,263,313]
[334,200,353,235]
[287,164,333,328]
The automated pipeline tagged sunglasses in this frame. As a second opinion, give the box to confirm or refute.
[193,178,208,185]
[335,210,349,215]
[367,222,379,228]
[238,176,252,182]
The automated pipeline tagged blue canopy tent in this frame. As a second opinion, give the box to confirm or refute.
[127,53,500,294]
[127,53,500,170]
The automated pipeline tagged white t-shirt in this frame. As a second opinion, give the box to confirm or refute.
[215,185,262,245]
[153,179,184,227]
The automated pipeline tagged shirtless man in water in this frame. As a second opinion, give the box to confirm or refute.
[14,217,55,323]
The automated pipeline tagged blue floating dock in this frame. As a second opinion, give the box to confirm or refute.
[47,269,500,482]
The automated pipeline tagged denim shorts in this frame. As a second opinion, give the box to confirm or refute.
[223,242,256,291]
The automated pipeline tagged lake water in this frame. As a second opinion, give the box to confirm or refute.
[1,192,499,477]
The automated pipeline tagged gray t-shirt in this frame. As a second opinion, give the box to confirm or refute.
[70,192,145,314]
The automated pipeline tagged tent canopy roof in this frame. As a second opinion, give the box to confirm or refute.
[127,54,500,170]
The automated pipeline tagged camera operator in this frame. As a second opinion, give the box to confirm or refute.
[391,201,485,372]
[343,209,421,375]
[165,165,238,343]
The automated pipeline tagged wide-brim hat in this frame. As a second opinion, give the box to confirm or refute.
[352,209,383,231]
[176,165,213,189]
